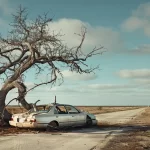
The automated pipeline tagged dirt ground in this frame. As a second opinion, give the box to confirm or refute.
[102,107,150,150]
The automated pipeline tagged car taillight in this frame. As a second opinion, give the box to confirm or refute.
[30,119,36,123]
[10,117,13,121]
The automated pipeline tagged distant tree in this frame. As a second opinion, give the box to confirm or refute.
[0,6,103,123]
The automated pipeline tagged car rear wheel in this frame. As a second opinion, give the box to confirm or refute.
[47,121,58,131]
[86,116,92,127]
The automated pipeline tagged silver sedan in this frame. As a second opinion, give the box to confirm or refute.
[9,103,97,129]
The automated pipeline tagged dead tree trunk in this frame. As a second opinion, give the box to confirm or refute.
[0,90,12,123]
[0,81,32,124]
[14,81,32,110]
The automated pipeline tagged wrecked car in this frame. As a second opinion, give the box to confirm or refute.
[9,101,97,129]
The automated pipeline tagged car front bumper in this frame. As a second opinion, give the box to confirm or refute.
[92,119,97,125]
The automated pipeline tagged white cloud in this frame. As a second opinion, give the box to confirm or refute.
[133,79,150,85]
[49,18,123,51]
[121,2,150,36]
[130,44,150,54]
[62,70,97,81]
[121,16,145,32]
[24,82,35,89]
[118,69,150,78]
[87,84,136,90]
[48,83,142,95]
[50,86,78,93]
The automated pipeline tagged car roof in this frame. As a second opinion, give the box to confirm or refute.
[51,103,73,106]
[37,103,74,107]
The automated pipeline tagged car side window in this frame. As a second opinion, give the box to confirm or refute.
[65,106,79,114]
[55,106,68,114]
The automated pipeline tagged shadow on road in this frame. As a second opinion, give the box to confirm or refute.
[1,124,150,135]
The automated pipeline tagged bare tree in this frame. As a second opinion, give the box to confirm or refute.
[0,7,103,123]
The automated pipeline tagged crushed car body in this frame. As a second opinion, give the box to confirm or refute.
[9,102,97,129]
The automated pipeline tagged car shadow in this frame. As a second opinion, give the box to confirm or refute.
[45,123,150,135]
[1,124,150,135]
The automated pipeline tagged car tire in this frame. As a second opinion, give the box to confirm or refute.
[86,116,92,127]
[47,121,58,131]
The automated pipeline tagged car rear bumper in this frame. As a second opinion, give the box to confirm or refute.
[9,121,45,128]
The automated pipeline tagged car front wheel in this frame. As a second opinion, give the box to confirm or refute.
[86,116,92,127]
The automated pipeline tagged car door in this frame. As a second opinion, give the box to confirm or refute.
[65,105,86,126]
[54,105,70,127]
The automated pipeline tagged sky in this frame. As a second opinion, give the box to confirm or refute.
[0,0,150,106]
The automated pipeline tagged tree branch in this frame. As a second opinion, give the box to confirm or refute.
[0,6,104,114]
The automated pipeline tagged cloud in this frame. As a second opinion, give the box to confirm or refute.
[117,69,150,78]
[24,82,35,89]
[133,79,150,85]
[49,18,123,52]
[121,2,150,36]
[62,70,97,81]
[129,44,150,54]
[47,83,145,96]
[121,16,145,32]
[87,84,136,90]
[49,86,78,93]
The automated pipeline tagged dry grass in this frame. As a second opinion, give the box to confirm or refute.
[6,105,141,115]
[102,107,150,150]
[0,127,40,135]
[77,106,140,114]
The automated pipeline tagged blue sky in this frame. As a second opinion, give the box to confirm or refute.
[1,0,150,105]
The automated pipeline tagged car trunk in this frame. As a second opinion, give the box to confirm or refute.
[12,113,37,123]
[12,111,49,123]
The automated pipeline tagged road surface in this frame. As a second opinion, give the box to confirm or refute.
[0,108,145,150]
[96,107,144,124]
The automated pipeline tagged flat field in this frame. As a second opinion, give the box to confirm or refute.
[6,105,140,114]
